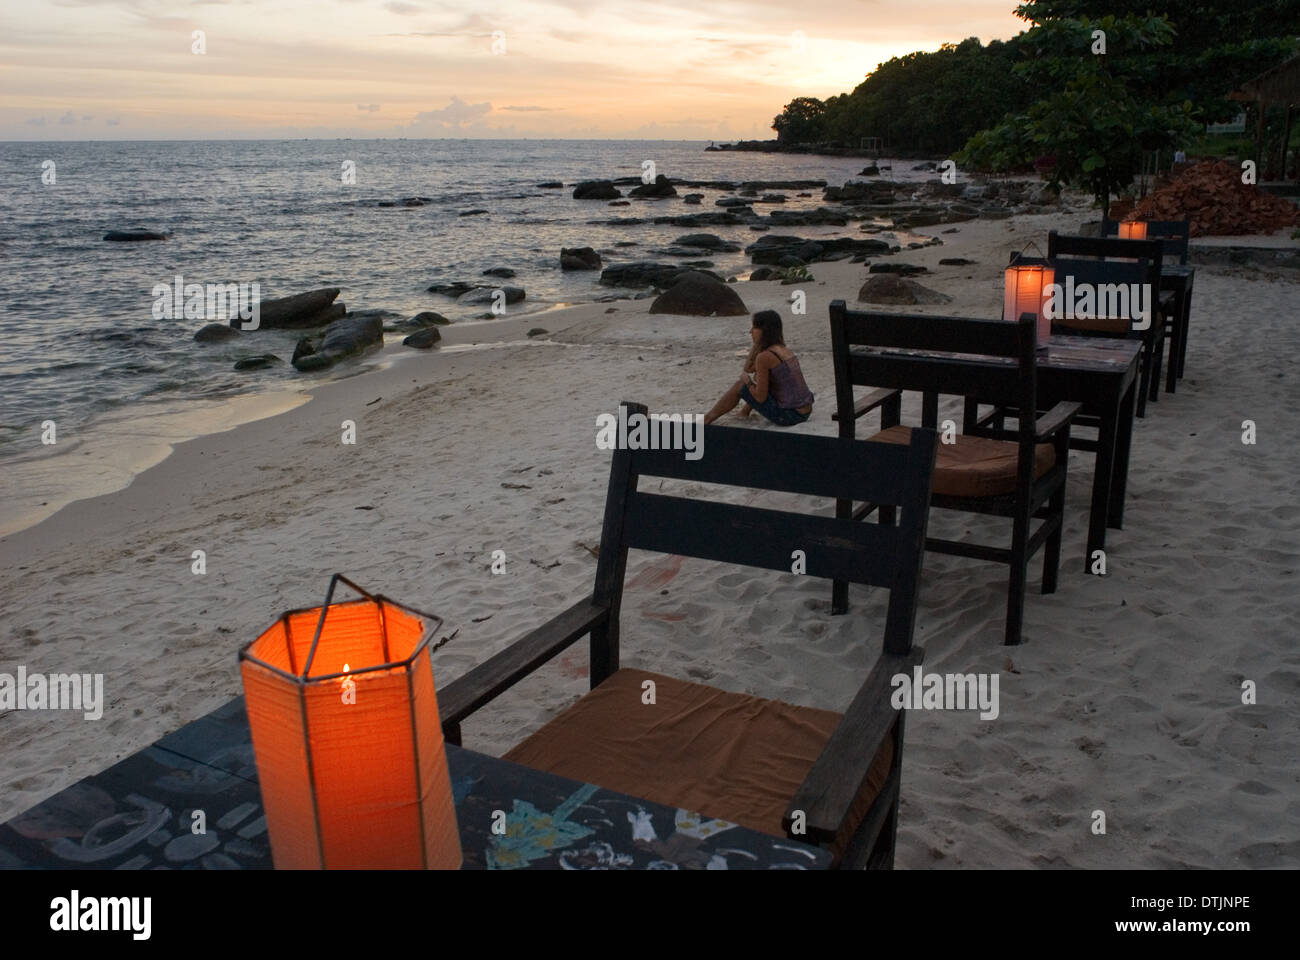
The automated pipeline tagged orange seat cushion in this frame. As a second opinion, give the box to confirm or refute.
[871,424,1055,498]
[503,668,893,863]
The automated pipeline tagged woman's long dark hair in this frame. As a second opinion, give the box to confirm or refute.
[752,310,786,351]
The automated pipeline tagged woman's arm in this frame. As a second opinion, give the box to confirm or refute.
[743,341,760,374]
[748,350,777,403]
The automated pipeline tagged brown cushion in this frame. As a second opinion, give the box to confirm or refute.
[503,668,893,864]
[871,424,1055,498]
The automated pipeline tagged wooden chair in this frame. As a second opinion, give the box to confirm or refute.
[1101,218,1192,387]
[437,403,938,868]
[829,302,1080,646]
[1046,231,1169,413]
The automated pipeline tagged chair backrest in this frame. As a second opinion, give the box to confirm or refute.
[1011,253,1153,338]
[1101,217,1190,264]
[592,401,937,656]
[1049,230,1164,281]
[829,299,1039,421]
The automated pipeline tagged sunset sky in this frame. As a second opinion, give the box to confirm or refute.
[1,1,1025,140]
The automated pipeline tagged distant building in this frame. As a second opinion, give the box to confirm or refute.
[1205,111,1247,134]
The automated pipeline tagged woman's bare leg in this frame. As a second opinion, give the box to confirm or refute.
[704,378,746,425]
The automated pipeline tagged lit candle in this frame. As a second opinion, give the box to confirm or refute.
[1118,220,1148,240]
[1004,262,1055,347]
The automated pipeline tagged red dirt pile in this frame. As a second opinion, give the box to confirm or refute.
[1132,160,1300,237]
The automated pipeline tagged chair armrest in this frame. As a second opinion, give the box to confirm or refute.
[1034,401,1082,441]
[832,387,901,423]
[438,598,609,731]
[784,644,924,844]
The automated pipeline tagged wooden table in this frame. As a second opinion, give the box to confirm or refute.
[925,335,1142,571]
[0,697,829,871]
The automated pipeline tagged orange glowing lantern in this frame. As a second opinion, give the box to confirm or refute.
[1004,258,1055,348]
[239,575,461,869]
[1117,220,1148,240]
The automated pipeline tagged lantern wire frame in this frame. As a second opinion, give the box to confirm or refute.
[238,573,445,683]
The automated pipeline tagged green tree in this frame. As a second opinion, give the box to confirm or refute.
[957,14,1199,211]
[771,97,828,144]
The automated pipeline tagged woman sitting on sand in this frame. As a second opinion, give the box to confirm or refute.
[703,310,814,426]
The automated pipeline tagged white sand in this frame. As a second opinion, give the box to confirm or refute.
[2,211,1297,868]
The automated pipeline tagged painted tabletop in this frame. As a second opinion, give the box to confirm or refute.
[0,697,830,871]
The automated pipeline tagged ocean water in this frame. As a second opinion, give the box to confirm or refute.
[0,139,951,529]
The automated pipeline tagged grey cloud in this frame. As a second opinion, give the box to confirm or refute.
[412,96,492,128]
[357,103,381,112]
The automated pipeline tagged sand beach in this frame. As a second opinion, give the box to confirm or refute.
[2,208,1297,869]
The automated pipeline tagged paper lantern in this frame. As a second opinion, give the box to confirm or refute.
[239,575,461,869]
[1004,260,1055,347]
[1117,220,1148,240]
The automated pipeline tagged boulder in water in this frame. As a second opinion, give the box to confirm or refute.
[560,247,602,270]
[194,323,239,343]
[573,180,621,200]
[292,314,383,371]
[629,174,677,198]
[233,354,282,371]
[403,328,442,349]
[238,288,343,330]
[457,285,525,306]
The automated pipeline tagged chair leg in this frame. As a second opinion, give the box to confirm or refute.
[1042,485,1065,595]
[1005,509,1030,645]
[1148,333,1163,404]
[1165,321,1179,394]
[1135,346,1151,418]
[832,496,851,615]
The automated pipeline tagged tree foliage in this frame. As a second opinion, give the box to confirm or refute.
[771,38,1033,153]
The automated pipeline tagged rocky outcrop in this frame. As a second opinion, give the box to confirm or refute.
[104,229,167,241]
[857,275,952,306]
[536,181,564,189]
[482,267,516,278]
[599,261,690,288]
[292,314,384,371]
[651,212,752,228]
[573,180,622,200]
[648,271,748,317]
[682,193,704,204]
[745,234,890,264]
[560,247,602,270]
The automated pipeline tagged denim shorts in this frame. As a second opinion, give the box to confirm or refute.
[740,384,811,426]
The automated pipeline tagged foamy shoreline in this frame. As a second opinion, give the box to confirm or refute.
[3,210,1298,868]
